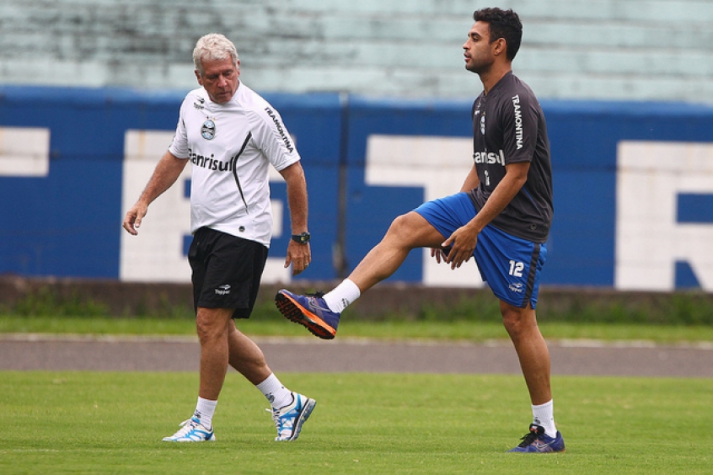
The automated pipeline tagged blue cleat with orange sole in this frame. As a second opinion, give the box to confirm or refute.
[275,289,340,340]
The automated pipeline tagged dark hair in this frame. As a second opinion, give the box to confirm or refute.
[473,8,522,61]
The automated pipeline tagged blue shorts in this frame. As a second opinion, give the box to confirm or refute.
[414,192,546,309]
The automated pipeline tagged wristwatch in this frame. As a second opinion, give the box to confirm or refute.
[291,232,311,244]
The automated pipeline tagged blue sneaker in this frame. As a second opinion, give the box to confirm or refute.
[275,290,340,340]
[162,416,216,442]
[509,424,565,453]
[272,392,317,441]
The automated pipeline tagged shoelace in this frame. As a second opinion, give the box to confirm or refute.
[516,426,542,448]
[270,410,281,433]
[306,291,325,299]
[270,408,295,437]
[173,418,201,438]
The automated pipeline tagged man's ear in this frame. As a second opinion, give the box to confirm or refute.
[195,70,203,85]
[492,38,507,57]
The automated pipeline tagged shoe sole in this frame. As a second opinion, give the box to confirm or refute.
[275,292,336,340]
[162,434,216,442]
[510,447,565,453]
[279,398,316,442]
[509,436,565,453]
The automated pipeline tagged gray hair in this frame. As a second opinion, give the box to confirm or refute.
[193,33,239,76]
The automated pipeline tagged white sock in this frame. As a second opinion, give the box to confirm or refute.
[323,279,361,313]
[532,400,557,438]
[256,373,293,409]
[194,397,217,429]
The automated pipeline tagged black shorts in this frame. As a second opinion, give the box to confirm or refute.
[188,227,268,319]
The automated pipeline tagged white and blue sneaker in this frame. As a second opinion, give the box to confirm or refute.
[162,416,216,442]
[271,392,316,441]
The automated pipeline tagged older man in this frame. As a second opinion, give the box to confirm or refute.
[123,33,315,443]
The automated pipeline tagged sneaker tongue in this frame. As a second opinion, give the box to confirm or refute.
[528,424,545,435]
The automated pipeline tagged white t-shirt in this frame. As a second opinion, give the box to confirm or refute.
[169,82,301,247]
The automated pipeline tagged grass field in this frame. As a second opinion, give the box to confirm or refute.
[3,313,713,474]
[2,371,712,474]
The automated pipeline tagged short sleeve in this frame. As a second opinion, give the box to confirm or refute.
[500,92,538,164]
[248,105,301,171]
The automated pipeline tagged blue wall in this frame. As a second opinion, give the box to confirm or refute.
[544,101,713,286]
[2,86,713,288]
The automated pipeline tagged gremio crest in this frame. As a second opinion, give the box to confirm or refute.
[201,119,216,140]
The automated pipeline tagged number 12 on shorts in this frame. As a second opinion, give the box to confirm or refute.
[508,260,524,277]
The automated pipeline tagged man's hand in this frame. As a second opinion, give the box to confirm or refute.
[430,247,448,264]
[121,152,188,236]
[441,224,479,269]
[284,241,311,275]
[122,203,148,236]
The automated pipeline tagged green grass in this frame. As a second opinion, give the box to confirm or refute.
[1,371,711,474]
[4,289,711,473]
[3,315,713,344]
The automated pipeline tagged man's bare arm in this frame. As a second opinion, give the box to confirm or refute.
[279,161,311,275]
[122,151,188,235]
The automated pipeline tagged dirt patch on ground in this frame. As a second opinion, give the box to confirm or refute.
[2,334,712,377]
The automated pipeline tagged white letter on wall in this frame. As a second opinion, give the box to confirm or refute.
[120,130,192,282]
[616,141,713,291]
[0,127,50,177]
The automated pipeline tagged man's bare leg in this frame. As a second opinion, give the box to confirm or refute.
[276,212,445,338]
[500,301,552,405]
[227,320,272,385]
[228,320,316,441]
[188,311,313,442]
[349,212,444,292]
[161,306,231,441]
[196,307,233,400]
[500,300,560,444]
